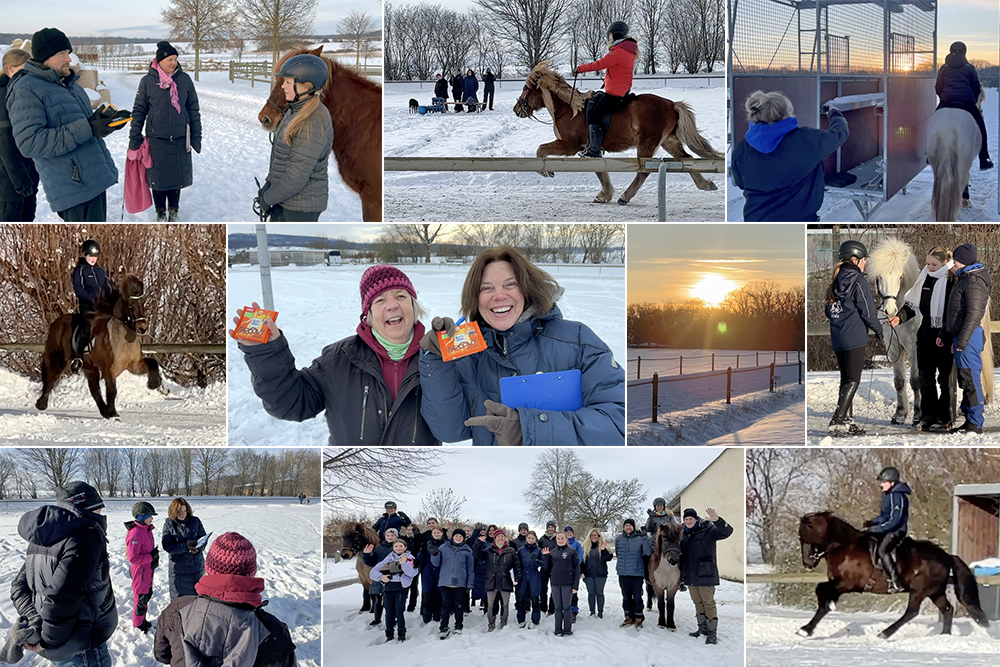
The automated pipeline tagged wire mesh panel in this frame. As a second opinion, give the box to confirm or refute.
[730,0,816,73]
[826,35,851,74]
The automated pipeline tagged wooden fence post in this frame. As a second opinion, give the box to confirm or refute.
[770,363,776,392]
[651,373,659,423]
[679,356,683,375]
[726,367,732,404]
[637,356,641,380]
[712,353,715,371]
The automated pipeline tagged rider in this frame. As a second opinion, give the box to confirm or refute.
[574,20,638,158]
[643,497,685,591]
[825,240,883,437]
[936,41,993,171]
[863,466,911,594]
[71,239,112,373]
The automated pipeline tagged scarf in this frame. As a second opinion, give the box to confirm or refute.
[151,58,181,114]
[903,262,952,328]
[372,328,413,361]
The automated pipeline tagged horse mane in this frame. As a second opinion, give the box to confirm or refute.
[339,520,379,546]
[525,63,589,117]
[276,46,382,99]
[867,238,920,288]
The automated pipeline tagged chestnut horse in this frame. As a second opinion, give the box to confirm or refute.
[646,522,683,630]
[513,63,722,204]
[340,520,380,613]
[798,512,989,639]
[36,275,164,419]
[258,46,383,222]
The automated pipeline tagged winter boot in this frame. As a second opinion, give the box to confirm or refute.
[705,617,718,644]
[487,622,495,632]
[882,552,904,593]
[828,381,861,435]
[138,619,153,634]
[634,618,644,630]
[689,613,708,638]
[578,124,604,158]
[620,617,634,628]
[950,420,983,434]
[167,209,179,222]
[156,209,167,222]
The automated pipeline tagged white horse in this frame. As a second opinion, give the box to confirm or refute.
[927,89,985,222]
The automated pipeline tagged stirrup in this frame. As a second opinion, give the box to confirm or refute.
[70,358,83,374]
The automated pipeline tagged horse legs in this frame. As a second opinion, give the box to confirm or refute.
[656,591,667,628]
[36,353,68,411]
[662,135,717,191]
[593,172,615,203]
[535,140,582,178]
[617,143,660,204]
[84,367,110,417]
[666,590,676,631]
[361,188,383,222]
[645,581,654,611]
[103,374,120,420]
[931,593,954,634]
[360,588,371,613]
[798,581,842,637]
[129,356,164,391]
[891,345,911,424]
[878,591,924,639]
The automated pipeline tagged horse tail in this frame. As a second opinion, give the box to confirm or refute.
[951,555,990,627]
[980,299,994,403]
[671,101,723,159]
[930,129,961,222]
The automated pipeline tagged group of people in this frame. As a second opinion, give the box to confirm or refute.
[7,481,294,666]
[233,244,626,445]
[354,498,732,645]
[825,239,991,435]
[433,68,497,112]
[1,27,335,222]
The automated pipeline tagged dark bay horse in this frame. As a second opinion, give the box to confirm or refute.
[340,521,380,613]
[513,63,722,205]
[798,512,989,639]
[646,522,683,630]
[36,275,164,419]
[258,46,383,222]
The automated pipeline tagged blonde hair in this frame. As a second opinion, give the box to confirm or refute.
[582,528,609,559]
[3,48,29,74]
[825,258,862,304]
[283,85,327,147]
[745,90,794,124]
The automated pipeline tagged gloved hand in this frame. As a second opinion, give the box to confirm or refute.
[186,540,201,554]
[89,110,116,138]
[464,399,522,446]
[191,137,201,154]
[15,185,34,198]
[107,109,132,131]
[428,544,440,556]
[253,183,273,219]
[419,317,456,356]
[150,547,159,570]
[129,138,143,152]
[875,332,884,343]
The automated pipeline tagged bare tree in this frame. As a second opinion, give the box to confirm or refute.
[0,452,16,499]
[474,0,572,68]
[141,449,170,497]
[578,224,623,263]
[575,0,634,65]
[196,448,229,495]
[180,449,195,495]
[338,11,377,67]
[567,473,645,533]
[23,449,83,492]
[324,448,452,513]
[552,224,580,263]
[420,487,467,523]
[634,0,667,73]
[161,0,234,82]
[235,0,317,70]
[523,449,586,527]
[745,448,816,563]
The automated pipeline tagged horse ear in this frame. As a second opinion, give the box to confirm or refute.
[309,45,323,56]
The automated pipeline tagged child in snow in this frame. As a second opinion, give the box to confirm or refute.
[516,531,544,627]
[362,527,400,627]
[574,20,638,157]
[863,467,911,593]
[431,528,475,639]
[543,531,580,637]
[373,539,419,642]
[477,529,521,631]
[418,525,447,624]
[126,501,159,634]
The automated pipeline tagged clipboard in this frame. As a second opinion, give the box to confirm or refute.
[500,369,583,412]
[196,532,212,550]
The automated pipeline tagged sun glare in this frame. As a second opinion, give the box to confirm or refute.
[691,274,737,307]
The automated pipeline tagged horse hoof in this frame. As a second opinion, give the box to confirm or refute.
[962,200,972,207]
[36,397,48,411]
[891,417,901,425]
[103,410,120,420]
[698,181,719,191]
[617,198,628,205]
[156,385,170,396]
[796,627,812,638]
[878,630,890,640]
[537,171,555,178]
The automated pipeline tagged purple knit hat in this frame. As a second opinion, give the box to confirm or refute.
[205,532,258,577]
[359,265,417,318]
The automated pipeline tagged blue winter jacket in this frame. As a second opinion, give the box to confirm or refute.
[7,61,118,212]
[517,544,544,595]
[869,481,911,534]
[462,75,478,101]
[72,258,112,311]
[614,531,651,577]
[372,511,412,541]
[825,261,883,352]
[431,538,475,589]
[419,304,626,445]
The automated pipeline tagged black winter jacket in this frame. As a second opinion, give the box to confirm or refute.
[477,542,522,592]
[680,517,733,587]
[373,511,412,540]
[161,515,206,599]
[129,64,202,147]
[936,53,982,106]
[543,544,580,588]
[450,75,463,98]
[483,72,496,91]
[582,543,613,578]
[11,503,117,661]
[0,71,39,204]
[434,78,449,99]
[825,261,883,352]
[945,264,992,350]
[72,259,112,312]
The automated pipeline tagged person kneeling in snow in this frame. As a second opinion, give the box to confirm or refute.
[126,501,160,634]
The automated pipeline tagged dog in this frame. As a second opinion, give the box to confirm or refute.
[409,98,419,114]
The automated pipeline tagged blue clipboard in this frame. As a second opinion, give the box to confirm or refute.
[500,369,583,412]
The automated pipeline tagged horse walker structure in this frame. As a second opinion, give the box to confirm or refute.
[729,0,938,220]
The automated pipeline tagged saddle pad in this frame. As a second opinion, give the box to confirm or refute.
[500,369,583,412]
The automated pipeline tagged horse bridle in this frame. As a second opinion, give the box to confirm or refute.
[117,292,149,335]
[515,89,553,125]
[662,546,682,563]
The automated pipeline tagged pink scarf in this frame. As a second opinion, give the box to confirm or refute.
[151,58,181,114]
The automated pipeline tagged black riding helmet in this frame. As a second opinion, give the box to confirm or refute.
[81,239,101,257]
[132,501,157,519]
[877,466,900,483]
[608,21,629,40]
[276,54,328,103]
[838,240,868,262]
[653,497,666,507]
[384,500,397,509]
[950,41,967,55]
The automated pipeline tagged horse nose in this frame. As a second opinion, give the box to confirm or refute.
[136,322,149,335]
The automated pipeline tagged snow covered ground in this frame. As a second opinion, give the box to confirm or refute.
[384,79,726,221]
[728,89,1000,222]
[0,368,225,446]
[324,558,744,666]
[806,368,1000,445]
[227,262,626,445]
[627,347,804,377]
[0,497,321,667]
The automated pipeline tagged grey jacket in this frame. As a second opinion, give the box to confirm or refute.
[262,99,332,213]
[180,598,268,667]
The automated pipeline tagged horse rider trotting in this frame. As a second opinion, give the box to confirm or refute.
[574,20,638,158]
[71,238,113,373]
[862,466,911,594]
[936,41,993,171]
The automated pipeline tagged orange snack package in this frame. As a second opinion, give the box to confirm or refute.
[230,307,279,344]
[438,321,487,362]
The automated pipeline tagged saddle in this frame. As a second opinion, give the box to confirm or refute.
[865,534,910,591]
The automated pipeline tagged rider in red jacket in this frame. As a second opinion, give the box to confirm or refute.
[574,21,638,157]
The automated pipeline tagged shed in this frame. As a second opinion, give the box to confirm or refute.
[951,483,1000,564]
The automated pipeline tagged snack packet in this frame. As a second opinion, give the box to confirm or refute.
[438,321,487,361]
[230,306,278,344]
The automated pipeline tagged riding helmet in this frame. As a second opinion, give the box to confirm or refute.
[838,240,868,262]
[653,497,666,507]
[384,500,397,509]
[81,239,101,257]
[608,21,629,40]
[877,466,900,483]
[276,54,328,93]
[950,41,967,55]
[132,501,158,519]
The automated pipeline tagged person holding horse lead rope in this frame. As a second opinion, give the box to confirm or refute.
[70,239,112,373]
[887,246,957,431]
[681,507,732,645]
[255,53,333,222]
[863,467,911,593]
[936,41,993,171]
[825,240,884,437]
[573,21,638,158]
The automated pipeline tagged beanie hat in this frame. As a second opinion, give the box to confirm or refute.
[493,529,507,541]
[57,481,104,511]
[359,265,417,318]
[683,508,699,520]
[205,532,257,576]
[623,518,636,529]
[452,528,466,540]
[546,521,557,529]
[564,525,574,533]
[518,522,529,531]
[156,41,179,63]
[953,243,977,266]
[385,528,399,539]
[31,28,72,64]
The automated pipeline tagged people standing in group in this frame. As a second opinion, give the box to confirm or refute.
[450,68,464,111]
[516,531,544,628]
[477,529,520,631]
[462,69,479,112]
[680,507,733,645]
[71,238,112,373]
[161,497,207,599]
[433,73,449,111]
[127,41,201,222]
[432,528,475,639]
[538,521,559,615]
[615,517,652,628]
[362,527,400,627]
[542,531,580,637]
[0,48,39,222]
[887,246,958,431]
[7,28,126,221]
[418,525,447,625]
[581,528,613,618]
[372,539,419,642]
[126,501,159,634]
[482,68,496,111]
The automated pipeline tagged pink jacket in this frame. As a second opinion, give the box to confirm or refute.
[125,138,153,214]
[127,522,155,593]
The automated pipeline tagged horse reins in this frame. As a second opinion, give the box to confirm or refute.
[515,92,553,126]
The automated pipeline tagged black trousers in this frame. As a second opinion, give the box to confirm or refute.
[439,586,466,631]
[270,205,321,222]
[916,332,954,424]
[619,575,645,619]
[937,100,991,161]
[835,346,866,385]
[383,586,407,638]
[585,91,626,128]
[58,191,107,222]
[0,193,36,221]
[483,87,495,110]
[553,585,573,634]
[152,188,181,211]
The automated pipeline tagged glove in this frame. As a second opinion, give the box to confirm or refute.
[419,317,456,356]
[129,138,143,152]
[428,544,440,556]
[150,547,159,570]
[464,399,522,446]
[862,519,875,528]
[15,185,34,198]
[186,540,201,554]
[875,332,884,343]
[253,183,273,219]
[191,137,201,154]
[89,111,116,139]
[108,109,132,131]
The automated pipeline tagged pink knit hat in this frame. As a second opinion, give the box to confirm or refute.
[205,532,258,576]
[359,265,417,318]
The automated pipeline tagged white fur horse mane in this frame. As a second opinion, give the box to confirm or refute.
[525,63,591,117]
[866,238,921,302]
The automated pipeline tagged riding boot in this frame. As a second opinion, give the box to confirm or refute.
[882,552,903,593]
[705,617,718,644]
[689,612,707,638]
[828,381,860,434]
[578,124,604,158]
[167,209,179,222]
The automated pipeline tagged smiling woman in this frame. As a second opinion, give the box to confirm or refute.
[691,274,738,307]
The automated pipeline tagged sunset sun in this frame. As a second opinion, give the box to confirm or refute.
[691,274,737,307]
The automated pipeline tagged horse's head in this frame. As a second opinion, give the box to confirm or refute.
[339,521,377,560]
[514,67,546,119]
[656,523,683,566]
[259,46,328,131]
[866,238,919,318]
[119,275,149,336]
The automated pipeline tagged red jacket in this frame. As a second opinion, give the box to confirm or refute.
[577,39,638,97]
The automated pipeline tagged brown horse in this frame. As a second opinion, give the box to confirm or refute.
[339,520,380,613]
[645,522,683,630]
[36,275,164,419]
[513,63,722,204]
[798,512,989,639]
[258,46,383,222]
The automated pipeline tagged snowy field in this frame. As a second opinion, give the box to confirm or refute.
[0,368,225,446]
[728,89,1000,222]
[0,497,321,667]
[324,559,744,666]
[806,368,1000,445]
[227,262,626,445]
[384,79,726,221]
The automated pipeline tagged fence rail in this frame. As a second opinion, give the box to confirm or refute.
[629,350,803,379]
[0,343,225,355]
[229,60,272,87]
[323,577,359,591]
